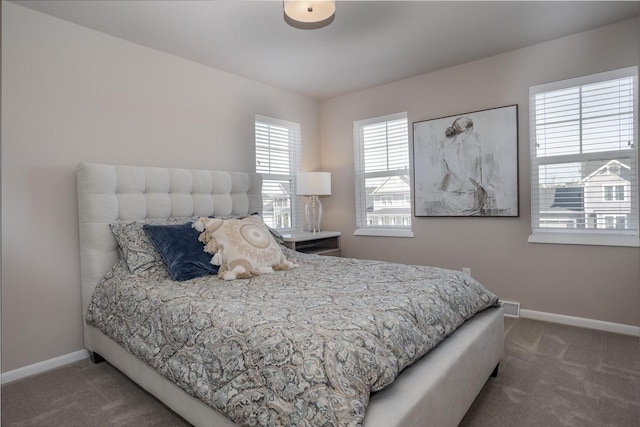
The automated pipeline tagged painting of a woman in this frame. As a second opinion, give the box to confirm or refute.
[439,117,487,214]
[413,105,518,217]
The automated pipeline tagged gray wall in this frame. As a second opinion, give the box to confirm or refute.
[320,18,640,327]
[1,3,320,372]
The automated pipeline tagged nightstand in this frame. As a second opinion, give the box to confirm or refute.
[281,231,341,257]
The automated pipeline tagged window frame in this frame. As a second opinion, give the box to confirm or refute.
[254,114,301,232]
[528,67,639,247]
[353,112,414,238]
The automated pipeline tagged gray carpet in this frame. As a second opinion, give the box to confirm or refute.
[2,317,639,426]
[461,317,639,427]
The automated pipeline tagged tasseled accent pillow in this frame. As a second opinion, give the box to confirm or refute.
[193,214,296,281]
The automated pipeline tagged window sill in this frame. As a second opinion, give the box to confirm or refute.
[528,232,640,247]
[354,228,414,238]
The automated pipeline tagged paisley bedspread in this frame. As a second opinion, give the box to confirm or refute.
[87,249,498,426]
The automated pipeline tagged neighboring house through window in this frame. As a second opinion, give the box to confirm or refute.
[255,114,301,231]
[529,66,639,247]
[353,112,413,237]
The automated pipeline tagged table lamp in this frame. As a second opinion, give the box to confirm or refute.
[297,172,331,233]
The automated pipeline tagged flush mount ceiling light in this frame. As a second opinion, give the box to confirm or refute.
[284,0,336,30]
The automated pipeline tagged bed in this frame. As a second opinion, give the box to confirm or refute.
[77,162,504,427]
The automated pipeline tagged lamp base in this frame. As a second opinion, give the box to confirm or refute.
[305,195,323,233]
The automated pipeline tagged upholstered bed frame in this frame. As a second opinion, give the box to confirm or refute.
[77,162,504,427]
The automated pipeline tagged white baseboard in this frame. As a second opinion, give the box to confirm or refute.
[1,349,89,385]
[519,309,640,337]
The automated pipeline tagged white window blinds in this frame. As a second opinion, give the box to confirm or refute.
[529,67,639,246]
[255,114,301,231]
[354,112,413,237]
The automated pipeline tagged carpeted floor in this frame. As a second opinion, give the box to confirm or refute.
[460,318,639,427]
[2,317,639,426]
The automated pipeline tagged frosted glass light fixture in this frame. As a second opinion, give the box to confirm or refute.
[297,172,331,233]
[284,0,336,30]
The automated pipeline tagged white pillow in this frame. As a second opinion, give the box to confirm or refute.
[193,215,296,281]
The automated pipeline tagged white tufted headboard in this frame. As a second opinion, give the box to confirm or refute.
[76,162,262,344]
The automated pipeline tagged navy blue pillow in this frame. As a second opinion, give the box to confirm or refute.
[143,223,218,281]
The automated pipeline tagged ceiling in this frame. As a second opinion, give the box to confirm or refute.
[14,1,640,100]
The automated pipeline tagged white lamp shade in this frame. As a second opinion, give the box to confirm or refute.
[297,172,331,196]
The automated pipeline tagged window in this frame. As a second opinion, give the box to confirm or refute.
[617,216,627,229]
[604,215,627,230]
[379,195,392,206]
[353,112,413,237]
[529,67,639,247]
[604,186,614,201]
[604,185,625,201]
[605,216,615,229]
[255,115,301,231]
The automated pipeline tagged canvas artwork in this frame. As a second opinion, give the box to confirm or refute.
[413,105,519,217]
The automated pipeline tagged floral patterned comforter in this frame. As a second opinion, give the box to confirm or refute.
[87,249,498,426]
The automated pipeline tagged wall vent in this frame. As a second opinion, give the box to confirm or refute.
[500,300,520,317]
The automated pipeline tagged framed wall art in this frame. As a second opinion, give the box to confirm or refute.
[412,105,519,217]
